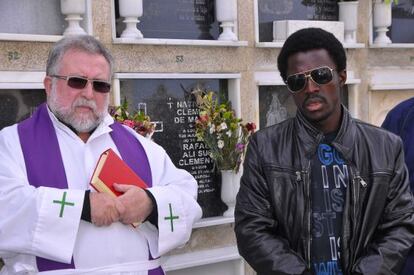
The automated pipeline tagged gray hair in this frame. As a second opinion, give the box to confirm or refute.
[46,35,114,78]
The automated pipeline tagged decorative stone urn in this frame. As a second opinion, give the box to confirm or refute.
[215,0,238,41]
[338,1,359,44]
[119,0,144,39]
[373,0,392,44]
[60,0,87,36]
[221,169,242,217]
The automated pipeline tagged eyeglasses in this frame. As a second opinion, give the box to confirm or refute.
[51,75,111,94]
[285,66,335,93]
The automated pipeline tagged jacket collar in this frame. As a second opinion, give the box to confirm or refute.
[295,105,355,162]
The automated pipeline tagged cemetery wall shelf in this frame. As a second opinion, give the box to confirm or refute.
[255,41,365,49]
[193,216,234,229]
[369,43,414,48]
[161,245,241,272]
[0,33,62,43]
[113,38,248,47]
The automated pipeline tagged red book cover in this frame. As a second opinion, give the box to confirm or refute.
[90,148,148,197]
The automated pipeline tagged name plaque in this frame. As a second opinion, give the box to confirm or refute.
[120,79,228,217]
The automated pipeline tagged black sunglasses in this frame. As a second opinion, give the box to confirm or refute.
[51,75,111,94]
[285,66,335,93]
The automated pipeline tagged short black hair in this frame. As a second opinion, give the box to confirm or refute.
[277,28,346,81]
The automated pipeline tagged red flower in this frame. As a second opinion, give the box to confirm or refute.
[246,122,256,133]
[122,119,135,128]
[199,114,209,123]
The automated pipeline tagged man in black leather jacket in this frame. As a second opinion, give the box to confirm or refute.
[235,28,414,275]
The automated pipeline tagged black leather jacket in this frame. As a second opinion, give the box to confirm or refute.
[235,107,414,275]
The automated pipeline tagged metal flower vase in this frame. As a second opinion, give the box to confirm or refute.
[220,169,241,217]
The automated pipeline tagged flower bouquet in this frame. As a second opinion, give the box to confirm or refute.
[194,91,255,173]
[109,99,155,138]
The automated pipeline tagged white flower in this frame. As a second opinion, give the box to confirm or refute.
[217,140,224,149]
[226,130,232,137]
[209,125,215,134]
[219,122,227,131]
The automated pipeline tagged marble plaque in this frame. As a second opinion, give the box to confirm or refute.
[0,90,46,130]
[259,86,296,128]
[120,79,228,217]
[115,0,220,40]
[258,0,339,42]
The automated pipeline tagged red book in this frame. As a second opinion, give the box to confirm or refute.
[90,148,148,196]
[90,149,148,227]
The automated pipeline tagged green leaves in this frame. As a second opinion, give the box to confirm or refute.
[194,91,255,173]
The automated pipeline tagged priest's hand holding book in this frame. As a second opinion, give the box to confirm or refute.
[115,183,153,225]
[90,192,124,226]
[88,149,154,227]
[90,185,153,227]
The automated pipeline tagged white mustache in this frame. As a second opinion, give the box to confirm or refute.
[73,98,97,112]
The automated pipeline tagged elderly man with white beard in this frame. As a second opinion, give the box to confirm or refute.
[0,35,202,275]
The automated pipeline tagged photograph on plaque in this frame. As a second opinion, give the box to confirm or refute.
[257,0,339,42]
[115,0,220,40]
[258,85,348,129]
[388,0,414,43]
[120,78,229,217]
[259,86,296,128]
[0,90,46,130]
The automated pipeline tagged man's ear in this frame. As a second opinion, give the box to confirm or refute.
[43,76,52,96]
[338,69,347,87]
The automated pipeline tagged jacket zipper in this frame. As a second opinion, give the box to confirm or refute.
[326,144,368,272]
[349,166,367,268]
[303,160,312,270]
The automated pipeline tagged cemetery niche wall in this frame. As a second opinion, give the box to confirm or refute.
[120,78,229,217]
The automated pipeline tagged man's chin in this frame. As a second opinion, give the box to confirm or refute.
[303,110,330,124]
[68,115,100,133]
[71,122,98,133]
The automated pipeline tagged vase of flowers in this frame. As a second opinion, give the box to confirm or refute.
[194,91,255,216]
[109,99,155,138]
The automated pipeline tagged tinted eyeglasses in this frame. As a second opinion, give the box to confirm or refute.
[51,75,111,93]
[285,66,335,93]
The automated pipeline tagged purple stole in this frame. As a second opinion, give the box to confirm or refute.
[17,103,164,275]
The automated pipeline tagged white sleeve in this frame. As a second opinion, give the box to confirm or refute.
[0,126,84,264]
[136,136,202,256]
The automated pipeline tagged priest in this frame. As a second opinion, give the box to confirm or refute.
[0,35,202,274]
